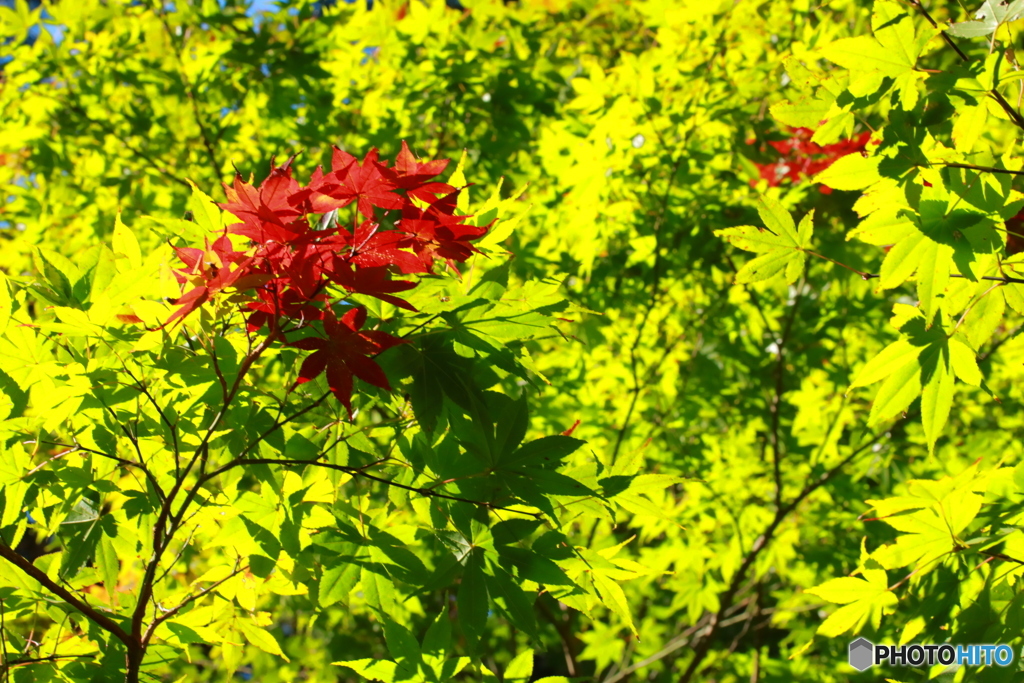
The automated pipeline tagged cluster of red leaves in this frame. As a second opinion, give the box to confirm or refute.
[748,128,871,194]
[167,143,490,414]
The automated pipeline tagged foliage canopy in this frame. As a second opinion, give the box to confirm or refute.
[4,0,1024,681]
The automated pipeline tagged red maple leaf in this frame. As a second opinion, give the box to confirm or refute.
[398,194,490,271]
[167,234,258,326]
[288,165,352,215]
[750,128,871,194]
[245,282,326,332]
[220,158,305,226]
[384,140,455,202]
[290,306,406,414]
[327,263,418,311]
[317,148,404,219]
[335,219,426,274]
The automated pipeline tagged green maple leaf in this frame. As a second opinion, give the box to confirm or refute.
[870,487,983,570]
[821,0,934,107]
[948,0,1024,38]
[334,614,472,683]
[805,568,898,637]
[715,196,813,284]
[878,181,998,320]
[850,305,982,451]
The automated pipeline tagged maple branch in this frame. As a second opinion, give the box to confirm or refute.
[116,364,181,472]
[805,250,1024,285]
[206,457,542,517]
[907,0,1024,130]
[944,162,1024,176]
[859,271,1024,285]
[990,90,1024,131]
[0,654,96,675]
[159,388,334,562]
[143,563,247,646]
[152,5,225,181]
[610,149,686,465]
[34,441,167,506]
[164,326,281,536]
[0,544,134,649]
[906,0,969,60]
[93,383,151,474]
[133,327,281,667]
[977,548,1024,565]
[979,323,1023,363]
[537,597,580,676]
[153,520,202,587]
[677,431,888,683]
[236,391,333,462]
[600,613,710,683]
[769,278,805,508]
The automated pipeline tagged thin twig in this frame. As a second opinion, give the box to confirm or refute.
[537,598,579,676]
[861,271,1024,285]
[33,441,167,505]
[0,653,95,675]
[235,457,542,516]
[907,0,1024,130]
[117,364,181,469]
[144,563,246,645]
[944,162,1024,176]
[133,326,280,654]
[152,5,225,180]
[609,153,686,464]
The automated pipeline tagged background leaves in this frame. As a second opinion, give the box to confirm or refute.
[4,0,1024,681]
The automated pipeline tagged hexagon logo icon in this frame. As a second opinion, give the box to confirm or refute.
[849,638,874,672]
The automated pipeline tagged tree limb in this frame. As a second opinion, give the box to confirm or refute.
[0,545,134,649]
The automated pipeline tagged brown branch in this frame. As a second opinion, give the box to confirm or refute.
[906,0,969,60]
[0,545,134,649]
[33,441,167,506]
[907,0,1024,130]
[944,162,1024,176]
[978,323,1024,363]
[769,279,804,508]
[133,327,280,654]
[806,250,1024,285]
[208,457,543,517]
[600,616,709,683]
[857,270,1024,285]
[143,564,246,646]
[537,597,579,676]
[990,90,1024,131]
[116,364,181,469]
[977,548,1024,565]
[152,8,225,181]
[0,653,95,674]
[677,432,887,683]
[160,388,332,559]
